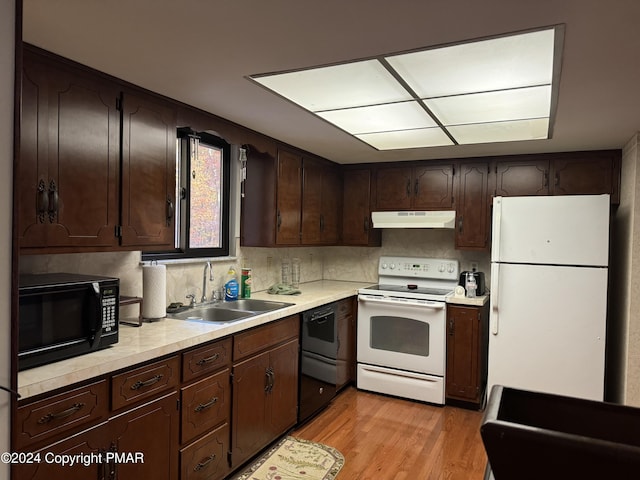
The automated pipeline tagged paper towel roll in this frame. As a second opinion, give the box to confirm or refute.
[142,264,166,320]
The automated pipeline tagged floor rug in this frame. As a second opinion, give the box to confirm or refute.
[233,436,344,480]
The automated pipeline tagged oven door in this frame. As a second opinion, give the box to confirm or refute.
[357,294,446,376]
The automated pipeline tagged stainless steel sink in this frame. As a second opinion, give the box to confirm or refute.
[215,299,294,312]
[169,298,293,323]
[170,306,254,323]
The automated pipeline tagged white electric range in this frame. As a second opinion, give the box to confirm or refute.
[357,256,459,404]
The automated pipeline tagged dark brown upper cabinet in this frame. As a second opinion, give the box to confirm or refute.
[342,168,381,246]
[19,46,120,251]
[374,164,455,211]
[492,151,621,203]
[455,161,490,251]
[120,89,177,249]
[18,45,177,253]
[302,158,341,245]
[241,145,341,247]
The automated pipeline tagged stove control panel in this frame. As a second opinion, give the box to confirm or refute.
[379,256,459,280]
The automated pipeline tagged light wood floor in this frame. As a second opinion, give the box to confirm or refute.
[292,387,488,480]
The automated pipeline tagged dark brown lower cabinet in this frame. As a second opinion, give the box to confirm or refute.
[13,391,179,479]
[231,338,299,468]
[446,303,489,409]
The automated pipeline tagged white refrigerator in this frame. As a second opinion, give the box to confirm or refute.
[488,194,610,401]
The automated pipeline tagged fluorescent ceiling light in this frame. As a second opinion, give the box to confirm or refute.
[250,26,562,150]
[356,128,454,150]
[425,85,552,126]
[253,60,411,111]
[448,118,550,145]
[316,101,438,134]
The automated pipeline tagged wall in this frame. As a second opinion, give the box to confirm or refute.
[20,230,489,317]
[0,0,14,475]
[610,133,640,405]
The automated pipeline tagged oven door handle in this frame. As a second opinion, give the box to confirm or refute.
[358,295,445,309]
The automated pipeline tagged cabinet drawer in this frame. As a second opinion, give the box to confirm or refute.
[233,315,299,362]
[180,423,230,480]
[15,379,108,450]
[181,369,231,444]
[183,337,232,383]
[111,355,180,411]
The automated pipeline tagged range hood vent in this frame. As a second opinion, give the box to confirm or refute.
[371,210,456,229]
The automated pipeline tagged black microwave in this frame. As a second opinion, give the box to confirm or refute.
[19,273,120,371]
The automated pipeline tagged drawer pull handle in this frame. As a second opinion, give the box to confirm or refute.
[37,402,86,424]
[194,454,216,472]
[194,396,219,413]
[130,374,164,390]
[196,353,219,366]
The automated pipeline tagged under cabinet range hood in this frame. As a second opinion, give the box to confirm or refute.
[371,211,456,229]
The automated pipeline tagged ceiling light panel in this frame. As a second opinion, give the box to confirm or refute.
[316,101,438,134]
[356,128,454,150]
[447,118,550,145]
[252,60,412,111]
[386,28,556,98]
[425,85,551,126]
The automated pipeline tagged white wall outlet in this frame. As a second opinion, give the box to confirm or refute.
[470,261,479,271]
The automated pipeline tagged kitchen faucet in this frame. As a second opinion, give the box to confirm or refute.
[201,261,214,303]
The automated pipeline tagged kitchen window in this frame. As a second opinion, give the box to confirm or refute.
[143,129,231,260]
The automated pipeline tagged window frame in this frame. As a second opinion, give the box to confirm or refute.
[142,129,231,261]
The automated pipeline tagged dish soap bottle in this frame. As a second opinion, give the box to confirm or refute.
[224,266,239,301]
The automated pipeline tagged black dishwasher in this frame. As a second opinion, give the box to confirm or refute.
[298,303,338,423]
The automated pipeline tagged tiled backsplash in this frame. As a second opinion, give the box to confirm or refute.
[19,229,491,312]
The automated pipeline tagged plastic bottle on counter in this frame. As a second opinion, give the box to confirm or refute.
[224,266,239,301]
[465,272,477,298]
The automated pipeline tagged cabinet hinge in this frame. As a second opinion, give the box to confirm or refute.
[227,451,232,465]
[114,225,122,238]
[176,398,181,411]
[229,372,234,384]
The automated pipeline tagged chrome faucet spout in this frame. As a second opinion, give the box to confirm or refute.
[201,261,213,303]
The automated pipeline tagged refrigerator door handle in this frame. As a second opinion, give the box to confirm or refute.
[491,262,500,335]
[491,197,503,262]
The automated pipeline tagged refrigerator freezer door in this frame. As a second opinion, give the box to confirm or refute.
[491,195,610,267]
[488,262,608,401]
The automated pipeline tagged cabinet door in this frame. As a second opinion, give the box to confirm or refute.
[342,169,377,246]
[20,48,120,250]
[231,350,270,467]
[455,162,490,250]
[266,339,299,437]
[109,391,179,480]
[446,306,481,402]
[12,421,107,480]
[413,164,454,209]
[320,166,342,244]
[375,166,412,210]
[552,153,618,199]
[276,149,302,245]
[301,159,323,244]
[495,159,550,196]
[120,90,176,249]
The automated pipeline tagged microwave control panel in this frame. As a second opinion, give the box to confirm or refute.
[101,288,118,332]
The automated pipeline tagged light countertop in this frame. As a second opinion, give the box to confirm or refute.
[447,294,490,306]
[18,280,373,400]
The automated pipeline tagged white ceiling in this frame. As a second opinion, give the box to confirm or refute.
[22,0,640,164]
